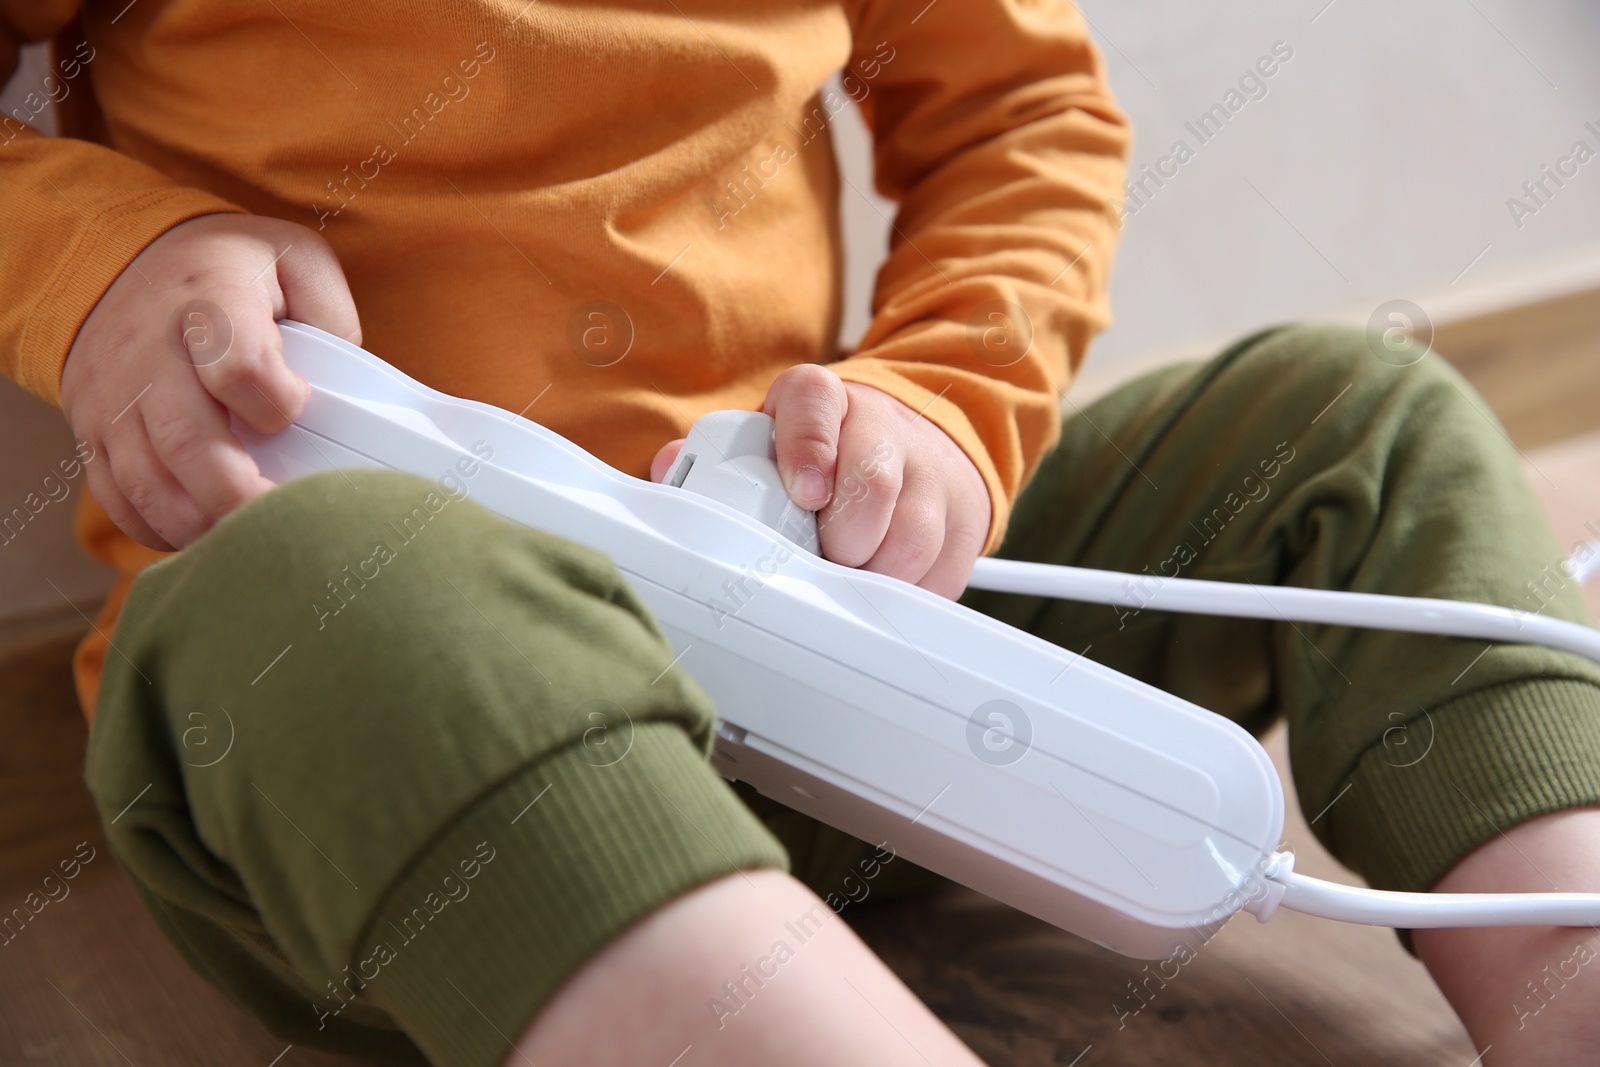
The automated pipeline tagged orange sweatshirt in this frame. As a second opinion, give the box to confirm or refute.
[1,0,1129,718]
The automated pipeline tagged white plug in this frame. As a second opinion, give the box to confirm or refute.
[664,410,820,554]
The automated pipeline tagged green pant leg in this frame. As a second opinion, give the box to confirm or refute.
[964,323,1600,898]
[85,468,789,1067]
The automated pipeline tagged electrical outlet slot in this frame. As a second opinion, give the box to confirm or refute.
[668,452,696,488]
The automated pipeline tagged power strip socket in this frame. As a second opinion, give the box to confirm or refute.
[238,321,1287,959]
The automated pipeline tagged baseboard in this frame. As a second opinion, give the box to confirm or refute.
[0,602,96,667]
[1070,268,1600,451]
[1430,285,1600,449]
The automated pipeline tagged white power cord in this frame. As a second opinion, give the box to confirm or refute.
[966,557,1600,666]
[1281,869,1600,928]
[965,552,1600,929]
[1239,850,1600,928]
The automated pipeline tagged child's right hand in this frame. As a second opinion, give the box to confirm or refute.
[60,214,362,552]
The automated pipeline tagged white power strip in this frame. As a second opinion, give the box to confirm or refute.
[238,321,1600,959]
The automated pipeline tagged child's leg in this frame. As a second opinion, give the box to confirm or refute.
[84,468,982,1067]
[509,866,983,1066]
[961,323,1600,903]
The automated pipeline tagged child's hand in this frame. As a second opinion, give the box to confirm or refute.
[650,364,991,598]
[60,214,362,552]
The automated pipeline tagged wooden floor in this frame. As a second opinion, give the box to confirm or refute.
[2,402,1598,1064]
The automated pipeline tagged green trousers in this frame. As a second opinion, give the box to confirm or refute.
[86,324,1600,1067]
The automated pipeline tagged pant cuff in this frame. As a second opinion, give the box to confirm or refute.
[349,722,790,1067]
[1334,677,1600,896]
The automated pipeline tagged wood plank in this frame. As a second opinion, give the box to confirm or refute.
[1,862,393,1067]
[1420,288,1600,452]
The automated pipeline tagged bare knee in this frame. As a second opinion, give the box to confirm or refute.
[512,869,987,1067]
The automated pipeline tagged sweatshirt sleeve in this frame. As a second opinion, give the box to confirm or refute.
[834,0,1130,554]
[1,4,246,408]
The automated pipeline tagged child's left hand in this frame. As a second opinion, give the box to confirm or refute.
[650,364,991,599]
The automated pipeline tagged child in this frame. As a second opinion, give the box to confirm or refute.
[5,3,1598,1065]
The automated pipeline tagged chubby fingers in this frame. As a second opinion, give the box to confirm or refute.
[84,424,186,552]
[93,364,278,550]
[142,368,278,532]
[762,363,848,511]
[816,391,904,570]
[184,228,360,435]
[183,291,307,433]
[906,480,989,599]
[821,383,992,598]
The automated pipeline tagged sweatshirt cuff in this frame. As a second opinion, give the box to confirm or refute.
[1330,676,1600,907]
[20,187,246,406]
[357,722,790,1067]
[827,359,1012,556]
